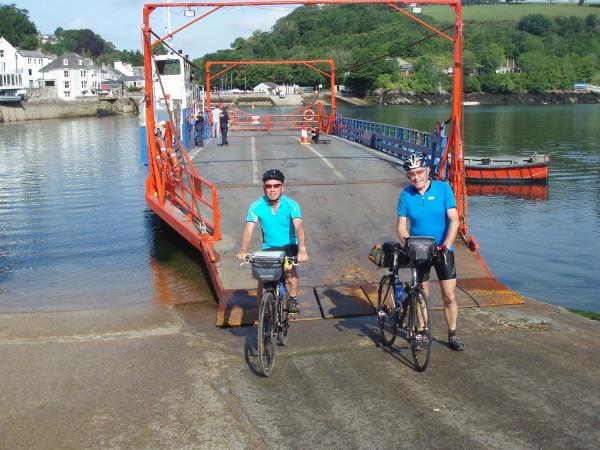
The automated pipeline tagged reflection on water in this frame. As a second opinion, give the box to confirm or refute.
[466,183,549,201]
[339,103,600,312]
[1,105,599,313]
[0,116,214,312]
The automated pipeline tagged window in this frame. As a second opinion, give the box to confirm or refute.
[63,58,68,65]
[0,50,4,57]
[38,58,42,64]
[28,58,32,64]
[28,69,33,75]
[64,81,70,89]
[29,80,34,87]
[64,91,70,98]
[81,80,87,88]
[0,62,5,72]
[80,70,87,77]
[78,60,82,66]
[64,70,69,78]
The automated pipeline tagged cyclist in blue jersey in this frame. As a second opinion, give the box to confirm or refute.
[236,169,308,314]
[396,154,464,351]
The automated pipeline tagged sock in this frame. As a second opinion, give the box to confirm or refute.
[448,330,456,337]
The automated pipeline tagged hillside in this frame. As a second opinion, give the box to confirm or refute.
[195,4,600,96]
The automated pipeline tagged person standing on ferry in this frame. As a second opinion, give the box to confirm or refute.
[219,106,230,146]
[236,169,308,315]
[396,154,465,351]
[211,104,221,139]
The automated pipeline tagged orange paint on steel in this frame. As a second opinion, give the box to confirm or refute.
[143,0,467,242]
[205,59,335,128]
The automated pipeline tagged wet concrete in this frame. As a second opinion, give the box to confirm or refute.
[1,298,598,449]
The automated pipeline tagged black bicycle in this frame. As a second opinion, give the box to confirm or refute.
[376,237,439,372]
[244,251,298,376]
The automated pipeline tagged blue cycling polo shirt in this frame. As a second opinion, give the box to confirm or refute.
[246,194,302,249]
[396,180,457,250]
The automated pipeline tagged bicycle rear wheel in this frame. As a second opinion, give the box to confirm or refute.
[258,290,277,376]
[377,275,398,346]
[407,288,432,372]
[277,291,289,346]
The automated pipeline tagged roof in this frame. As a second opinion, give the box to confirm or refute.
[121,75,144,82]
[256,82,277,88]
[40,53,99,73]
[18,49,48,58]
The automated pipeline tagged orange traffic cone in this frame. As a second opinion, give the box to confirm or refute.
[300,125,309,144]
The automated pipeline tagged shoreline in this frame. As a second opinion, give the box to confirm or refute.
[0,97,138,123]
[364,90,600,106]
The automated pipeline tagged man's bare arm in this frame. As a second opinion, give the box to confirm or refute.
[293,218,308,262]
[236,222,256,260]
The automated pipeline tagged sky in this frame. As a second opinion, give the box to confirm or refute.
[11,1,297,58]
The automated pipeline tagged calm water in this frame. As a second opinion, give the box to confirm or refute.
[0,115,213,312]
[1,105,599,313]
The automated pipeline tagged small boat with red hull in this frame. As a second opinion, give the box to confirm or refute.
[464,153,550,184]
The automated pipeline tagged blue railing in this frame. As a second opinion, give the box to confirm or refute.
[334,115,449,178]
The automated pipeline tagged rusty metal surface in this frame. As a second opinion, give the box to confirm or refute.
[193,131,525,326]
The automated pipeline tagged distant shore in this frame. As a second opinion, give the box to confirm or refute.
[364,90,600,106]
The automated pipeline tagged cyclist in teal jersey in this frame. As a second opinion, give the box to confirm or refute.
[397,154,464,351]
[237,169,308,314]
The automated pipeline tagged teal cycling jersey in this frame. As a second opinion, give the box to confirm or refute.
[397,180,457,250]
[246,195,302,249]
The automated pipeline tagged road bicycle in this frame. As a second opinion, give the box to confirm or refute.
[244,251,298,376]
[376,237,439,372]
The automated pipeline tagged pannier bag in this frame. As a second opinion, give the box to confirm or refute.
[251,251,286,281]
[406,236,436,264]
[368,243,385,267]
[369,242,408,268]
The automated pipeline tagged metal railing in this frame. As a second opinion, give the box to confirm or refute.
[335,115,449,178]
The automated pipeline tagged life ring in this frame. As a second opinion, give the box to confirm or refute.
[168,149,181,182]
[303,109,315,122]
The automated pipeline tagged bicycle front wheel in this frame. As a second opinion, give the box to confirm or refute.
[407,288,432,372]
[377,275,398,346]
[258,290,277,376]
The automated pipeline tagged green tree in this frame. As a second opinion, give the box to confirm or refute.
[0,4,38,49]
[518,14,552,37]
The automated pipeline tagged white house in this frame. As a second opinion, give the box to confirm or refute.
[40,52,101,99]
[253,82,277,94]
[0,37,24,90]
[17,49,51,88]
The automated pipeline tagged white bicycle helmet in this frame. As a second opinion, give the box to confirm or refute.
[403,153,426,172]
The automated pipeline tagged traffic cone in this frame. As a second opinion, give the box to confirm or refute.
[300,125,309,144]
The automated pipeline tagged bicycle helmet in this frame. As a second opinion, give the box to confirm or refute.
[262,169,285,183]
[403,153,427,172]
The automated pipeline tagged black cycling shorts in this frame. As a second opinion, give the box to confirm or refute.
[416,250,457,282]
[266,244,298,258]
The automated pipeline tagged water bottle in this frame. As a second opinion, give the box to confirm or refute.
[394,282,404,309]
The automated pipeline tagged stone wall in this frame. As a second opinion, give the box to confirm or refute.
[0,97,138,123]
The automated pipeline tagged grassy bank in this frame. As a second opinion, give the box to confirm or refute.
[422,4,600,23]
[568,309,600,321]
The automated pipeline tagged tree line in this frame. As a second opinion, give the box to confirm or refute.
[194,5,600,95]
[2,3,598,95]
[0,4,143,66]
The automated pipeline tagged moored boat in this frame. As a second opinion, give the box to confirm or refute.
[464,153,550,184]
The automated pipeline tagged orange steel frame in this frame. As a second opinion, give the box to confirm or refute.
[142,0,468,243]
[206,59,336,131]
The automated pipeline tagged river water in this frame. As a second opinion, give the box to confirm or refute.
[1,104,599,313]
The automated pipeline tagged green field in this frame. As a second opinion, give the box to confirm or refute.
[422,4,600,23]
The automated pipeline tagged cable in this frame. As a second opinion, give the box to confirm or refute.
[340,24,453,72]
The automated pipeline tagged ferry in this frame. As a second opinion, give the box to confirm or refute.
[139,1,526,326]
